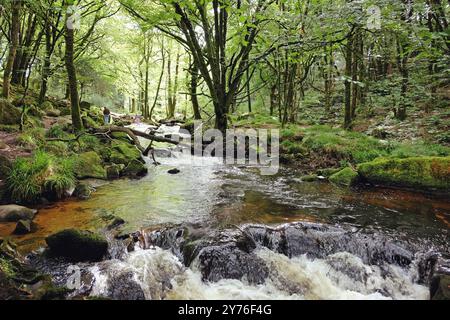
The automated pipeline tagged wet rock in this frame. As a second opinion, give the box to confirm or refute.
[0,205,37,222]
[105,270,145,300]
[73,183,95,200]
[430,274,450,300]
[197,241,269,285]
[46,229,108,262]
[329,167,360,187]
[73,152,107,180]
[105,164,124,180]
[122,159,148,178]
[168,168,180,175]
[107,217,125,230]
[246,223,415,267]
[13,219,33,235]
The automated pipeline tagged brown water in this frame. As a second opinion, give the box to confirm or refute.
[1,153,449,253]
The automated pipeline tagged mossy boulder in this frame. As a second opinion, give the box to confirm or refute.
[73,183,95,200]
[329,167,360,187]
[73,152,107,180]
[111,131,131,142]
[0,99,21,125]
[122,159,148,178]
[46,229,108,262]
[357,157,450,191]
[106,164,124,180]
[110,140,141,166]
[0,205,37,222]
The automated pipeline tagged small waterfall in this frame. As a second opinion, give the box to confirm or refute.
[81,222,444,300]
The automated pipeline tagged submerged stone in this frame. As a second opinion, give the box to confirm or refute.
[46,229,108,262]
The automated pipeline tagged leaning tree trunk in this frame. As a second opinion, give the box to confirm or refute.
[2,0,21,99]
[65,14,83,132]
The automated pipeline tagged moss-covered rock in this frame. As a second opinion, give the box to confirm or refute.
[110,140,141,165]
[122,159,148,178]
[357,157,450,191]
[0,99,21,125]
[46,229,108,262]
[317,168,342,178]
[329,167,360,187]
[111,131,131,142]
[0,205,37,222]
[73,183,95,200]
[106,164,124,180]
[73,152,107,180]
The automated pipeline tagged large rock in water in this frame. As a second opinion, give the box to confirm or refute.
[357,156,450,191]
[73,152,107,180]
[46,229,108,262]
[0,205,37,222]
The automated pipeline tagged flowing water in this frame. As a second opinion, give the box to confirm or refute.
[2,125,449,300]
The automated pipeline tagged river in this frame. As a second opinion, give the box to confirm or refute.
[1,125,449,300]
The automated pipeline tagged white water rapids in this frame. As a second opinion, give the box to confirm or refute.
[89,246,429,300]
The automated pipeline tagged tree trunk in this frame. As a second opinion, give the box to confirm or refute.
[344,34,353,130]
[65,15,83,132]
[190,61,202,120]
[2,0,21,99]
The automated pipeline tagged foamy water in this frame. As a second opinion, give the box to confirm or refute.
[89,247,429,300]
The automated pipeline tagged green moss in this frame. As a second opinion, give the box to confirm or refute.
[46,229,108,262]
[329,167,360,187]
[357,156,450,191]
[300,174,319,182]
[389,142,450,158]
[73,151,107,180]
[0,257,15,278]
[122,159,148,178]
[17,128,46,150]
[301,126,389,164]
[0,99,21,125]
[110,140,141,165]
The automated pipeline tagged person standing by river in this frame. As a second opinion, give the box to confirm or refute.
[103,107,111,125]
